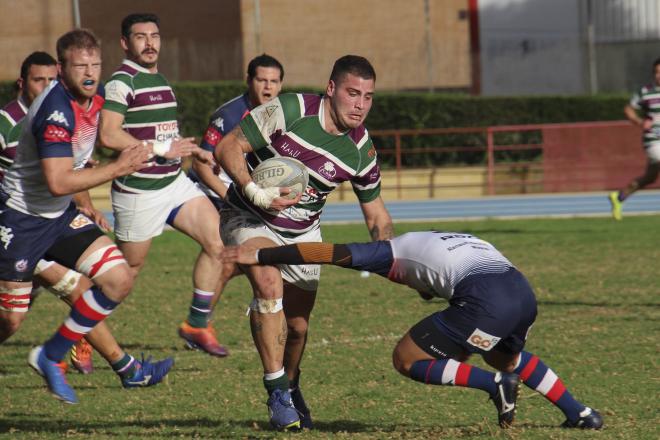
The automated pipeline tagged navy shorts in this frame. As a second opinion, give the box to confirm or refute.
[410,268,537,357]
[0,203,100,282]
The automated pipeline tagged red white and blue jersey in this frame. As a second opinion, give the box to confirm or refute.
[348,231,514,300]
[1,80,104,218]
[190,93,251,198]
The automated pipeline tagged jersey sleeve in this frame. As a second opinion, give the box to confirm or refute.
[345,241,394,276]
[32,100,75,159]
[239,94,302,151]
[201,107,241,152]
[102,74,133,115]
[351,138,382,203]
[0,112,11,151]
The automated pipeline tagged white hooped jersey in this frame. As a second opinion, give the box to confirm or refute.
[387,231,514,300]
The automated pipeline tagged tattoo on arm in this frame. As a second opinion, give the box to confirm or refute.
[233,125,247,142]
[370,222,394,241]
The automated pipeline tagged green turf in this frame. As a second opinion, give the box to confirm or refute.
[1,216,659,439]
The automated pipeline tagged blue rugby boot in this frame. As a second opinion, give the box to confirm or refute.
[291,387,313,429]
[121,354,174,388]
[267,389,300,431]
[491,372,520,428]
[561,407,604,429]
[28,345,78,404]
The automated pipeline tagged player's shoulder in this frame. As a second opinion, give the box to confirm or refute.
[0,99,27,126]
[31,81,76,130]
[217,93,250,118]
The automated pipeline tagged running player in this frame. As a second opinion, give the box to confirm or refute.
[215,55,393,430]
[0,51,169,380]
[609,57,660,220]
[0,29,172,404]
[181,54,284,356]
[99,14,224,350]
[224,231,604,430]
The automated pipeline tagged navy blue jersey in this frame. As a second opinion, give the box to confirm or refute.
[1,80,104,218]
[190,93,251,198]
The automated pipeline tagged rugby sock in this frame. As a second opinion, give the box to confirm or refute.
[111,354,137,378]
[514,351,585,422]
[264,368,290,395]
[187,288,214,328]
[409,358,497,395]
[44,286,118,362]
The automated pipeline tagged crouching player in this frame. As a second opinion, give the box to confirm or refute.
[224,231,603,429]
[0,29,173,404]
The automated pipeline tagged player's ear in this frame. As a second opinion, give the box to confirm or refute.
[326,80,335,97]
[16,78,24,92]
[56,62,64,78]
[120,37,129,52]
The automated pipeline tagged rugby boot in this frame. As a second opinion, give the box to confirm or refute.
[608,191,622,221]
[267,389,300,431]
[561,407,604,429]
[70,338,94,374]
[28,345,78,404]
[121,354,174,388]
[291,387,313,429]
[491,372,520,428]
[56,361,68,375]
[178,321,229,357]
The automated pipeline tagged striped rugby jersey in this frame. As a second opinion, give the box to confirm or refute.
[227,93,381,237]
[0,97,28,176]
[103,59,180,191]
[388,232,514,300]
[630,83,660,146]
[1,80,103,218]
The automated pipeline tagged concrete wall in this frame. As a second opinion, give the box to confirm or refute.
[0,0,73,81]
[240,0,471,91]
[479,0,586,96]
[79,0,243,82]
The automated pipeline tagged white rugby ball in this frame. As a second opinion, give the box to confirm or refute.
[251,157,309,200]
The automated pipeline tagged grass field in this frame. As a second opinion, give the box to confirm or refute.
[1,215,659,439]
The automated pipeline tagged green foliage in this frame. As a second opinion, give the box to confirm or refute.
[0,80,628,166]
[1,216,659,439]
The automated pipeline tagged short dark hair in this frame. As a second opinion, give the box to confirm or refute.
[56,29,101,64]
[20,51,56,82]
[247,54,284,81]
[121,13,160,39]
[329,55,376,84]
[653,57,660,70]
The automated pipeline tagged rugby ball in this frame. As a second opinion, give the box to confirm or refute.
[251,157,309,200]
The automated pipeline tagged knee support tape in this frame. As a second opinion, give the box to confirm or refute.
[249,297,283,314]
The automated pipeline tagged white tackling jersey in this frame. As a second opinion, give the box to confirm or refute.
[388,232,514,300]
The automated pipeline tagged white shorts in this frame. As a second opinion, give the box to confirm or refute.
[645,142,660,164]
[112,172,205,242]
[220,207,321,292]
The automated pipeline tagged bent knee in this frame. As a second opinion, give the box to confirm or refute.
[286,317,309,339]
[0,312,27,336]
[391,347,412,377]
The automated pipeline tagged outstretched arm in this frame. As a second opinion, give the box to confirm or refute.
[224,240,394,276]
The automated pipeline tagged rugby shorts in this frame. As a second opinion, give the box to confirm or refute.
[644,141,660,163]
[112,172,205,242]
[220,206,321,292]
[410,267,537,358]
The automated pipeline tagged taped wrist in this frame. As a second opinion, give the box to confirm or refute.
[243,181,280,209]
[152,139,172,156]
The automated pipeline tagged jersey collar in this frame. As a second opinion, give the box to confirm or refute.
[122,59,153,74]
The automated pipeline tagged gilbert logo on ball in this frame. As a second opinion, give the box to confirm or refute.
[251,157,309,200]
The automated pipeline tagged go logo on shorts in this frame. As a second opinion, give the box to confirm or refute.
[467,328,501,351]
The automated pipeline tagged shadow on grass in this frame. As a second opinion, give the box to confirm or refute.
[0,416,509,437]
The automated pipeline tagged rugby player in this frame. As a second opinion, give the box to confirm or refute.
[224,231,604,430]
[182,54,285,357]
[99,13,224,352]
[0,29,173,404]
[215,55,393,430]
[609,57,660,220]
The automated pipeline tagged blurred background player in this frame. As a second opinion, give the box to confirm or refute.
[215,55,393,430]
[183,53,284,356]
[0,29,173,404]
[609,57,660,220]
[225,231,604,430]
[99,13,224,354]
